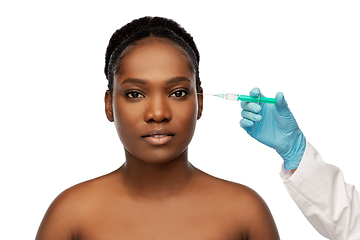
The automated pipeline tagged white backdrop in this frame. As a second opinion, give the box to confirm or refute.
[1,1,359,239]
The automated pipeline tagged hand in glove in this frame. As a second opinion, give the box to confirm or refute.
[240,88,306,170]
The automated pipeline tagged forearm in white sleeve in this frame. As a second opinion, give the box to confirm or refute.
[280,142,360,240]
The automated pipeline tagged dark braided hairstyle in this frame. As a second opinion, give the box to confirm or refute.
[104,16,201,93]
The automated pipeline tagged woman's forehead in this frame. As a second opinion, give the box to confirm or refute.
[116,39,195,84]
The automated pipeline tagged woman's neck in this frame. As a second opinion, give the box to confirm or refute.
[119,149,196,199]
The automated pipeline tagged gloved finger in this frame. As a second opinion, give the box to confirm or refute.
[241,110,262,122]
[275,92,289,111]
[241,101,261,113]
[240,118,254,129]
[249,87,261,98]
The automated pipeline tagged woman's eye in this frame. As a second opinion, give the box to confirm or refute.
[126,91,144,98]
[170,90,188,98]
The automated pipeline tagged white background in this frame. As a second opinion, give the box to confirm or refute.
[1,1,359,239]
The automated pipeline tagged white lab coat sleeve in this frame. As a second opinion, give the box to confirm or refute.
[280,142,360,240]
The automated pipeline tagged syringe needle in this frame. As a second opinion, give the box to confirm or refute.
[197,93,225,98]
[198,92,276,104]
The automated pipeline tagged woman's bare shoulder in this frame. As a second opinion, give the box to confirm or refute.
[36,170,121,240]
[195,169,262,200]
[193,170,279,239]
[53,169,125,215]
[194,170,273,220]
[57,170,118,200]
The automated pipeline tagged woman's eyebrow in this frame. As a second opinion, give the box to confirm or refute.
[166,76,191,85]
[120,78,147,86]
[120,76,191,86]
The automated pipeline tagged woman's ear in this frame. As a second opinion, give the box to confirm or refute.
[105,90,114,122]
[197,87,203,120]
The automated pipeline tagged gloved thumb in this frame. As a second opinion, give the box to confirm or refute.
[275,92,288,111]
[249,88,261,98]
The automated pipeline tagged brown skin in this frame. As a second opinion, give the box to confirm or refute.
[36,38,279,240]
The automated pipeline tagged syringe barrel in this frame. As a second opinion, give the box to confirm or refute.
[238,95,259,103]
[238,95,276,104]
[259,97,276,104]
[225,93,239,101]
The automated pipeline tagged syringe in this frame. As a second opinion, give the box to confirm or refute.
[202,93,276,104]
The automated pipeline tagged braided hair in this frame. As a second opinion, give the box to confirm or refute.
[104,16,201,93]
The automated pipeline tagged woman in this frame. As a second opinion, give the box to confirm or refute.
[36,16,279,239]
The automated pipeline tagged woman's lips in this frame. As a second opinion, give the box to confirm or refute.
[142,129,174,146]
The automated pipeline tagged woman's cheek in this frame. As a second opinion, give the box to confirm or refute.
[177,103,198,131]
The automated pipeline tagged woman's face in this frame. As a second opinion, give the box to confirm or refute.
[105,38,203,164]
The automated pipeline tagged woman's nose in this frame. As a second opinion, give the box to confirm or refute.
[144,97,172,123]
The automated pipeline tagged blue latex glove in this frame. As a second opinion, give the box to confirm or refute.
[240,88,306,170]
